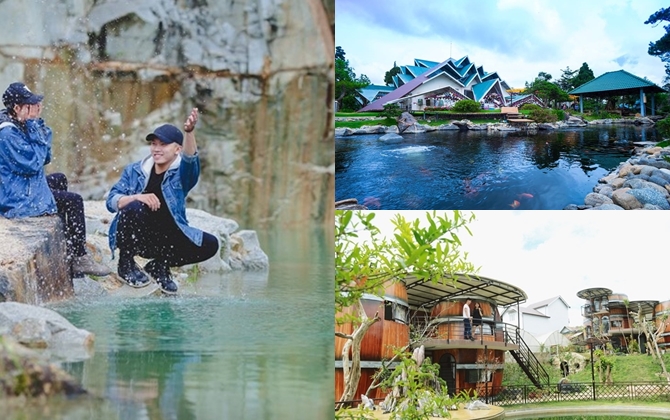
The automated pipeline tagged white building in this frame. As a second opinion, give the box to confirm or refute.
[502,296,571,342]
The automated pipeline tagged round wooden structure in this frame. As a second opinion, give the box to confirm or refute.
[335,281,410,401]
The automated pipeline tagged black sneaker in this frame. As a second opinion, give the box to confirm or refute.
[145,260,178,295]
[117,253,150,288]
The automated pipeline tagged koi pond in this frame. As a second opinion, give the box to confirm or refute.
[335,125,661,210]
[0,227,333,420]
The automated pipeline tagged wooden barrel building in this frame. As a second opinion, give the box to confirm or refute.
[335,281,410,401]
[428,298,504,396]
[655,300,670,350]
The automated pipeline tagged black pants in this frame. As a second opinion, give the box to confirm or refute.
[46,173,86,259]
[116,200,219,267]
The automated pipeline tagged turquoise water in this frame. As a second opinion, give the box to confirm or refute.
[336,125,661,209]
[0,227,333,420]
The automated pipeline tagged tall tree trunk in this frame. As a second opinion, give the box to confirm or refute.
[336,299,380,406]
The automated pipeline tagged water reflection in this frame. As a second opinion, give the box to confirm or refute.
[1,228,333,420]
[335,126,659,210]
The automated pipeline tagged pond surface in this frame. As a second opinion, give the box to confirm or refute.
[1,227,333,420]
[335,126,661,210]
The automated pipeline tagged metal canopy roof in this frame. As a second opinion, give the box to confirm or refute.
[576,287,612,300]
[569,70,666,97]
[403,273,527,311]
[628,300,659,317]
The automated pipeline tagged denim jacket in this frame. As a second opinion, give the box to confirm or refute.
[0,110,56,218]
[106,152,203,255]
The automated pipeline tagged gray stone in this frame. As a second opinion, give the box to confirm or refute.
[622,178,668,196]
[643,203,664,210]
[397,112,417,133]
[229,230,269,271]
[627,188,670,210]
[0,302,93,361]
[584,193,613,207]
[72,277,108,298]
[587,204,625,210]
[612,189,642,210]
[563,204,580,210]
[436,123,460,131]
[0,217,72,305]
[637,158,670,170]
[379,133,404,142]
[648,175,670,189]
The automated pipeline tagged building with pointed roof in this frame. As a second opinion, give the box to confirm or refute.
[569,69,666,116]
[358,56,511,112]
[502,296,571,339]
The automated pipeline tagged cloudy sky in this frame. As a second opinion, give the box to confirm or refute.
[358,210,669,327]
[335,0,669,89]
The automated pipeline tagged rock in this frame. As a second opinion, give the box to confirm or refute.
[584,193,613,207]
[611,189,642,210]
[72,277,108,298]
[593,185,614,198]
[587,204,625,210]
[0,302,93,362]
[622,179,668,196]
[537,123,557,130]
[611,178,626,189]
[563,204,580,210]
[0,217,72,305]
[627,188,670,210]
[0,336,86,397]
[229,231,269,271]
[452,119,471,129]
[379,133,404,142]
[436,123,460,130]
[397,112,417,133]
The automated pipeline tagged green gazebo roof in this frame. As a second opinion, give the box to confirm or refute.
[569,70,666,97]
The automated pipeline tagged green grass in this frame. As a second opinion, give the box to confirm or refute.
[503,352,670,387]
[336,118,396,129]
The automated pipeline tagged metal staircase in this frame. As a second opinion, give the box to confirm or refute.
[506,327,549,389]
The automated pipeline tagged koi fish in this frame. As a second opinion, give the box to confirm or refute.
[509,200,520,209]
[518,193,534,199]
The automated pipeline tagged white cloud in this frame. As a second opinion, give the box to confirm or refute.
[358,210,670,327]
[336,0,669,88]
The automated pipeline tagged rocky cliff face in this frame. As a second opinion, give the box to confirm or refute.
[0,0,334,228]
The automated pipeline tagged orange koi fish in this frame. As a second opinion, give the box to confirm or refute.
[509,200,520,209]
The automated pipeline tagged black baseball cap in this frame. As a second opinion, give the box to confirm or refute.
[2,82,44,108]
[145,124,183,145]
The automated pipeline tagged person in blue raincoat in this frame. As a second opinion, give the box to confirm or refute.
[0,82,110,277]
[106,108,219,294]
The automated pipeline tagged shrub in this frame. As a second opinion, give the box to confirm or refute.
[520,103,541,112]
[552,109,566,121]
[528,108,558,123]
[452,99,481,113]
[657,116,670,139]
[380,103,402,120]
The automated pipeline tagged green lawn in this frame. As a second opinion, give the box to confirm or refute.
[503,352,670,387]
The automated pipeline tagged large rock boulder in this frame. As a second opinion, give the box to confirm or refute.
[397,112,418,133]
[0,217,73,304]
[0,302,93,362]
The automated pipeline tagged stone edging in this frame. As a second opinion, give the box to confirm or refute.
[565,144,670,210]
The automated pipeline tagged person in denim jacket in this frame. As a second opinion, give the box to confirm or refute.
[106,108,219,294]
[0,82,110,277]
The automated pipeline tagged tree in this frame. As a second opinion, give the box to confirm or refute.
[335,46,370,112]
[557,66,578,92]
[524,77,569,108]
[631,304,670,383]
[572,63,595,89]
[645,7,670,83]
[384,62,401,86]
[335,210,478,404]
